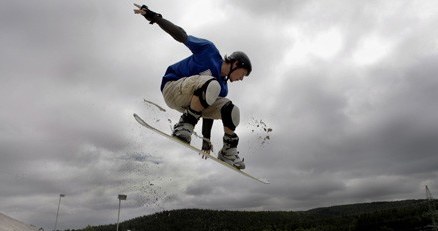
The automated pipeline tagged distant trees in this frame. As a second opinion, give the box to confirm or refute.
[70,199,438,231]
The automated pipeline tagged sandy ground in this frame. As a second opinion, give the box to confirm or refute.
[0,212,38,231]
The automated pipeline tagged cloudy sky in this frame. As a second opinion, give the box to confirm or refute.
[1,0,438,229]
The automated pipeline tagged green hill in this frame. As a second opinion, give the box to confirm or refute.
[69,199,438,231]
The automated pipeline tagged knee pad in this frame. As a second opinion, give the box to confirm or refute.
[194,79,221,108]
[221,101,240,131]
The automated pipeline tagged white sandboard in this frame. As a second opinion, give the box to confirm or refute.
[133,113,269,184]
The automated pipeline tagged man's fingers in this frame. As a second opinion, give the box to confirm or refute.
[133,3,147,14]
[200,151,210,160]
[134,9,146,14]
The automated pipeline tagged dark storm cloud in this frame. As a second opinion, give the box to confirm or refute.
[1,0,438,229]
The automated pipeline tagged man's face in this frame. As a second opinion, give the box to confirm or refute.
[229,62,249,82]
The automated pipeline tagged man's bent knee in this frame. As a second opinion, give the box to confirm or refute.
[221,101,240,131]
[194,79,221,109]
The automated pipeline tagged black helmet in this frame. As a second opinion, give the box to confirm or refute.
[225,51,252,75]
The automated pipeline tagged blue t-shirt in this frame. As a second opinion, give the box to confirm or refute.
[160,35,228,97]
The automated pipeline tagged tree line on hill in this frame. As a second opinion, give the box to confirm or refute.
[67,199,438,231]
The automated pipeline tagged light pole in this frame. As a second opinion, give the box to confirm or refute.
[117,194,127,231]
[53,194,65,231]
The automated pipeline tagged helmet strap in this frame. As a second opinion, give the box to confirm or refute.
[226,61,239,81]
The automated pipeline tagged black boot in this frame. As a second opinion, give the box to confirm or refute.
[172,107,201,143]
[218,133,245,169]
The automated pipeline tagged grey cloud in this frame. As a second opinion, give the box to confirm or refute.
[1,0,438,230]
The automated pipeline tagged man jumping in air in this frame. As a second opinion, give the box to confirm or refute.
[134,4,252,169]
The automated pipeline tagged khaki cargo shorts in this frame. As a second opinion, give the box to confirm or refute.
[162,75,230,120]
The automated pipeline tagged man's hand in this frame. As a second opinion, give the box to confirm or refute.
[200,138,213,160]
[133,3,162,24]
[133,3,146,15]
